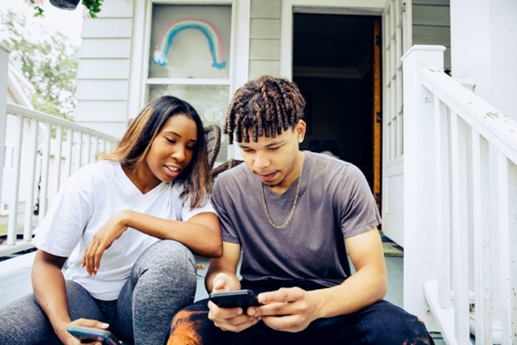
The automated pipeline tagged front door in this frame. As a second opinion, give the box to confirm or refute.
[291,12,381,213]
[380,0,411,246]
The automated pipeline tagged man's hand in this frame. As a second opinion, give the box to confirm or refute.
[82,211,129,275]
[58,318,109,345]
[207,273,261,332]
[248,287,318,333]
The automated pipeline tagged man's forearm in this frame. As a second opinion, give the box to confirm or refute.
[205,267,241,293]
[309,264,387,319]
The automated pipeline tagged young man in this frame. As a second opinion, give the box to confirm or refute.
[168,76,434,345]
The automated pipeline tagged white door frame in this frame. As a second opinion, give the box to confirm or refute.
[280,0,386,79]
[280,0,412,246]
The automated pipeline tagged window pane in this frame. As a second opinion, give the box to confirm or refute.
[149,4,232,79]
[148,84,230,163]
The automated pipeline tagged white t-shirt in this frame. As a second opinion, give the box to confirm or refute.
[35,160,215,300]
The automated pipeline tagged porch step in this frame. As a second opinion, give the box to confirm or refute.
[381,235,404,257]
[0,251,35,308]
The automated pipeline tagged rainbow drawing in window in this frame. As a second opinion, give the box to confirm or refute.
[153,18,227,70]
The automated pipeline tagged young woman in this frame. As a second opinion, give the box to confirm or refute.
[0,96,222,345]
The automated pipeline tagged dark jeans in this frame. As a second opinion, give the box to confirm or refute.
[168,280,435,345]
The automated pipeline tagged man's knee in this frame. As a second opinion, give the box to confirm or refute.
[168,302,210,345]
[362,302,433,345]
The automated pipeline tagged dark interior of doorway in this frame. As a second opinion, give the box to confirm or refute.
[293,13,378,190]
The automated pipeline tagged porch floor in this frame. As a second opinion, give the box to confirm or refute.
[0,252,445,344]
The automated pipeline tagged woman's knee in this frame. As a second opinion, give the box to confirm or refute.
[135,240,196,277]
[131,240,197,301]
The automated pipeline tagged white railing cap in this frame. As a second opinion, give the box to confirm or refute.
[421,67,517,165]
[401,45,446,61]
[6,102,118,142]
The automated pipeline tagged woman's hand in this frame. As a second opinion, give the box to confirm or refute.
[82,211,129,275]
[207,273,261,332]
[247,287,318,333]
[58,318,109,345]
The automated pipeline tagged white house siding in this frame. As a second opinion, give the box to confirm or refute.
[75,0,134,137]
[412,0,451,68]
[451,0,517,122]
[249,0,282,79]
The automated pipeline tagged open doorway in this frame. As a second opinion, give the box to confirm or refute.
[293,13,381,209]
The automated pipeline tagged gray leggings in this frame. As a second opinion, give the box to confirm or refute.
[0,240,197,345]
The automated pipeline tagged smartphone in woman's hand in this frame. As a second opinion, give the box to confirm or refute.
[67,324,120,344]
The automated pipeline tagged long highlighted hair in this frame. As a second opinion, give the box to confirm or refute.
[102,96,211,208]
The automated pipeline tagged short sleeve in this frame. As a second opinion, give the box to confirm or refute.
[180,195,216,221]
[338,165,382,239]
[34,166,94,257]
[211,176,240,244]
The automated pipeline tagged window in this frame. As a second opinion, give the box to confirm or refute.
[147,3,233,163]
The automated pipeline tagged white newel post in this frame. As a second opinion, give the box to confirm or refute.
[0,44,10,204]
[402,45,445,330]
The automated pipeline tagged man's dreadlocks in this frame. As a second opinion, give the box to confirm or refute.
[225,75,306,143]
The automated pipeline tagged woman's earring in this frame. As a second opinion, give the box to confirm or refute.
[299,138,303,143]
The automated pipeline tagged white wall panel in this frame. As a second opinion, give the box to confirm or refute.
[94,0,134,18]
[413,5,450,26]
[249,0,281,80]
[82,18,133,38]
[249,60,280,79]
[77,122,127,139]
[413,0,448,4]
[251,0,281,19]
[75,101,128,122]
[412,1,451,67]
[77,59,131,79]
[249,39,281,60]
[79,39,132,59]
[75,0,133,138]
[413,26,451,46]
[76,80,129,101]
[250,19,281,39]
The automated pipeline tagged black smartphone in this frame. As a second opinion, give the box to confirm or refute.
[209,289,261,310]
[67,325,120,345]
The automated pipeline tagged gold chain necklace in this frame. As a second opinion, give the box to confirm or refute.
[260,154,304,229]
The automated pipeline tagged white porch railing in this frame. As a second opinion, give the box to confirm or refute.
[0,103,118,257]
[403,46,517,345]
[0,43,118,257]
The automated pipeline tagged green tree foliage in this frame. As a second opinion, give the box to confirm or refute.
[82,0,104,18]
[30,0,103,19]
[0,9,78,120]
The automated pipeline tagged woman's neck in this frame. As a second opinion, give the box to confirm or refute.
[122,164,161,194]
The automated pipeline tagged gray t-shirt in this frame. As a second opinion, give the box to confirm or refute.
[211,151,381,288]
